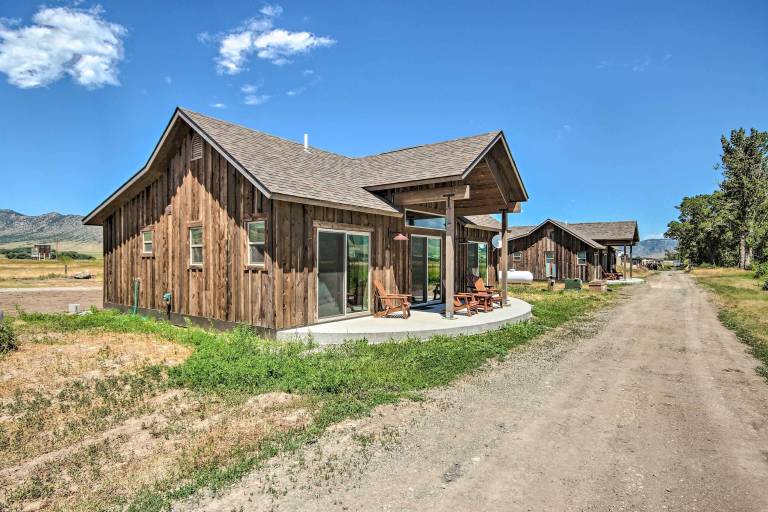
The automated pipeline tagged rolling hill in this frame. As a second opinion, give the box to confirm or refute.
[632,238,678,259]
[0,209,102,255]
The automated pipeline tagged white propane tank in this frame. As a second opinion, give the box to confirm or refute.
[499,269,534,284]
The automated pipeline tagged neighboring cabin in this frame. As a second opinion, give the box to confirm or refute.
[84,108,527,334]
[507,219,639,281]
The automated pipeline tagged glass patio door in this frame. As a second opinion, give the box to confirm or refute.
[467,242,489,282]
[410,235,442,304]
[317,230,370,320]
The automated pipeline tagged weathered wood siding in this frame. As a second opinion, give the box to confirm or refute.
[269,201,499,330]
[508,223,602,281]
[102,126,501,331]
[103,128,274,328]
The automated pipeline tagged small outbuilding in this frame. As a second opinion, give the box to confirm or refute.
[507,219,639,281]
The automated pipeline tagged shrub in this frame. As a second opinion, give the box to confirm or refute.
[753,261,768,279]
[763,278,768,291]
[0,319,18,353]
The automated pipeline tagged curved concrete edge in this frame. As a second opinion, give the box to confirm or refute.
[277,299,533,345]
[606,278,645,285]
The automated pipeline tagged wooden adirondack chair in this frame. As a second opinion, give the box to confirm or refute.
[472,276,503,308]
[373,280,411,318]
[454,293,480,316]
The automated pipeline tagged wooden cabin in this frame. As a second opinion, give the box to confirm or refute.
[507,219,639,281]
[84,107,528,334]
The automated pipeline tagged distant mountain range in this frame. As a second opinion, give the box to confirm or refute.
[631,238,678,259]
[0,209,102,254]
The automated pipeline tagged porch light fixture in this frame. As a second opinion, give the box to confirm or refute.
[393,232,409,241]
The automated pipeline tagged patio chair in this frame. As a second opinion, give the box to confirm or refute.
[373,279,411,319]
[454,293,480,316]
[471,276,503,308]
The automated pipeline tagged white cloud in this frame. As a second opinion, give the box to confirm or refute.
[241,83,258,93]
[244,94,270,105]
[302,68,314,76]
[260,4,283,17]
[286,87,304,96]
[596,60,609,70]
[164,75,172,85]
[631,55,652,72]
[205,5,335,74]
[210,102,226,108]
[0,6,126,89]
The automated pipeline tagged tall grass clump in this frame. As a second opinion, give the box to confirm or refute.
[0,318,18,353]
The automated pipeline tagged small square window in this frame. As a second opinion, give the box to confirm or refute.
[142,230,153,255]
[512,251,522,262]
[577,251,587,265]
[247,220,266,266]
[189,227,203,266]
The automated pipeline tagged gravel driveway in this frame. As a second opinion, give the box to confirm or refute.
[180,272,768,511]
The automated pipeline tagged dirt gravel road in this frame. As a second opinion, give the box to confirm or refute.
[0,286,102,314]
[180,272,768,512]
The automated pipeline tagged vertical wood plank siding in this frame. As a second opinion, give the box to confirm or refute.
[103,126,501,331]
[508,223,607,281]
[103,129,274,328]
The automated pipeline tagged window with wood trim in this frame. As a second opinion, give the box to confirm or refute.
[512,251,522,262]
[141,230,153,255]
[577,250,587,265]
[189,227,203,266]
[247,220,266,266]
[191,133,203,161]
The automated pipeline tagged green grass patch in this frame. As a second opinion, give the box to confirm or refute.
[693,268,768,377]
[11,286,614,510]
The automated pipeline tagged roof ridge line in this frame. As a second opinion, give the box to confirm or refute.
[355,130,501,159]
[178,107,353,160]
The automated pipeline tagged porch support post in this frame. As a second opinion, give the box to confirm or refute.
[445,194,455,319]
[623,244,627,280]
[500,209,508,306]
[629,244,633,278]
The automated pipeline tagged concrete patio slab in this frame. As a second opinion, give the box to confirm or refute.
[276,297,533,345]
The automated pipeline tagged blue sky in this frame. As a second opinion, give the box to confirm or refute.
[0,1,766,239]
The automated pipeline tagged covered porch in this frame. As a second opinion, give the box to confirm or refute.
[377,132,529,319]
[278,296,532,344]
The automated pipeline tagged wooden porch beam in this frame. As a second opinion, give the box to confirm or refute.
[445,194,455,320]
[393,185,470,206]
[483,154,510,205]
[500,209,508,306]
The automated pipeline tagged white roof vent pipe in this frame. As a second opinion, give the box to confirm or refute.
[303,133,309,152]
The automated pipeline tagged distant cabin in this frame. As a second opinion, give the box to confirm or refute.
[84,107,528,334]
[32,244,52,260]
[508,219,639,281]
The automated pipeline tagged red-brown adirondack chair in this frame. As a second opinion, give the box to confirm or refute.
[472,276,503,308]
[373,280,411,318]
[454,293,480,316]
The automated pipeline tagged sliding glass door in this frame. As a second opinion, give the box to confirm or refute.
[317,230,370,320]
[466,242,488,282]
[411,235,442,304]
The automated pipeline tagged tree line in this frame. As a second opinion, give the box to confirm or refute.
[666,128,768,269]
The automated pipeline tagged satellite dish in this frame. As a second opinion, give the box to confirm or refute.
[492,234,503,249]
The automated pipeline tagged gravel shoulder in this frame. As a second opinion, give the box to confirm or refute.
[179,272,768,511]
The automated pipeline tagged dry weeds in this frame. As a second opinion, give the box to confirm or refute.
[0,328,311,511]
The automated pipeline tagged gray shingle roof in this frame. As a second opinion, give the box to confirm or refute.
[182,109,397,214]
[508,219,639,247]
[181,108,502,214]
[356,132,500,187]
[463,215,501,230]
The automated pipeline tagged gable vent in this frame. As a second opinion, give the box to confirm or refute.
[191,133,203,161]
